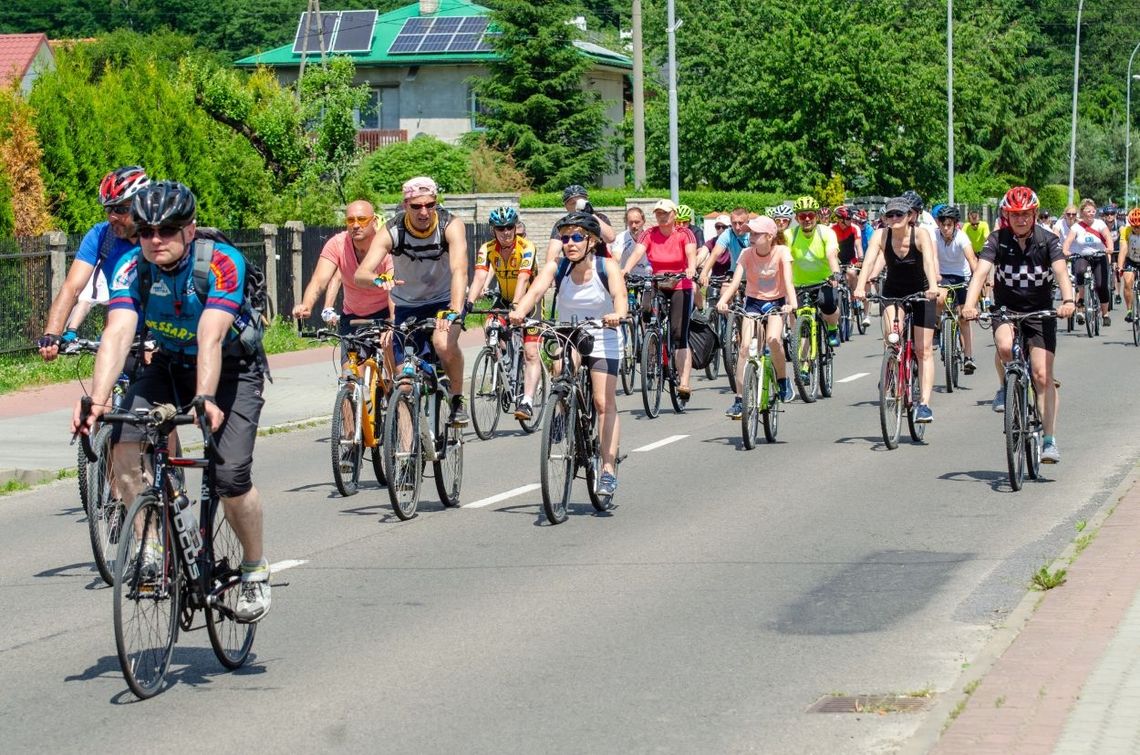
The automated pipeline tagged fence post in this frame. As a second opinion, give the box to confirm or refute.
[284,220,305,313]
[47,231,68,299]
[260,223,278,316]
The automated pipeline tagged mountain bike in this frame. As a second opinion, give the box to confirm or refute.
[468,309,549,440]
[840,263,869,337]
[1069,250,1105,337]
[938,283,969,393]
[620,275,649,394]
[789,282,836,403]
[870,293,930,449]
[383,318,464,520]
[638,273,690,417]
[700,275,734,382]
[730,307,788,448]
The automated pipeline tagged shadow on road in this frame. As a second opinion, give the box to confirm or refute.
[67,647,272,703]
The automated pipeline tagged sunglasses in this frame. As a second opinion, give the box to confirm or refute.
[345,214,374,228]
[560,233,587,244]
[795,212,816,221]
[409,201,437,211]
[1065,212,1076,217]
[493,224,516,231]
[883,211,906,220]
[106,204,131,216]
[137,225,183,240]
[714,225,727,231]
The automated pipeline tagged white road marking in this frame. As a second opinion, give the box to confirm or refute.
[837,372,870,383]
[269,559,308,573]
[632,434,689,453]
[465,483,542,509]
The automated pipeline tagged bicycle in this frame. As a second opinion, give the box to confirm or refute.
[85,396,256,699]
[383,318,464,520]
[789,283,836,403]
[1068,250,1105,337]
[638,273,690,417]
[938,283,969,393]
[977,309,1055,490]
[468,309,549,440]
[619,276,649,395]
[730,307,788,448]
[837,263,868,341]
[701,275,734,382]
[869,293,931,449]
[528,318,624,524]
[1129,269,1140,347]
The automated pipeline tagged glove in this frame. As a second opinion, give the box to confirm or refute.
[321,307,339,325]
[37,333,60,350]
[61,330,78,344]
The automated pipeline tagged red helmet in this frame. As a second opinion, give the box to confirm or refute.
[856,208,868,221]
[834,205,851,220]
[1002,186,1039,213]
[98,166,150,208]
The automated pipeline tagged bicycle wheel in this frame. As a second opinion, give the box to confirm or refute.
[620,321,637,394]
[1004,372,1026,490]
[941,318,955,393]
[838,292,851,342]
[1025,383,1042,481]
[951,322,963,388]
[433,391,464,507]
[369,384,387,487]
[906,354,926,442]
[640,329,663,418]
[86,425,124,586]
[330,383,363,497]
[741,360,761,450]
[583,422,612,513]
[469,347,503,441]
[761,357,780,443]
[855,299,869,335]
[1085,282,1096,337]
[818,326,834,398]
[1133,294,1140,346]
[205,499,256,669]
[539,392,575,524]
[724,316,740,393]
[383,390,422,520]
[878,352,902,450]
[793,315,817,403]
[113,493,180,699]
[667,355,687,414]
[77,437,91,513]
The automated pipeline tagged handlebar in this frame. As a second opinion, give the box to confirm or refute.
[866,293,934,305]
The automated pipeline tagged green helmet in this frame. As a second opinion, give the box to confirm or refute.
[764,206,777,219]
[675,204,694,222]
[792,196,820,213]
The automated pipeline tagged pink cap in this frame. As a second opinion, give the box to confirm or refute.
[747,216,777,236]
[402,176,439,200]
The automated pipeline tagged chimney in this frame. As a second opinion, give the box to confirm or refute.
[419,0,440,14]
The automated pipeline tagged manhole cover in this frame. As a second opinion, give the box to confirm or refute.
[807,694,933,714]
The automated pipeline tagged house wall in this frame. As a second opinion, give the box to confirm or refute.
[20,43,54,95]
[583,66,626,189]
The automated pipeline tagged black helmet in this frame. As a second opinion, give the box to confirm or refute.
[561,184,589,203]
[902,189,924,212]
[132,181,197,227]
[935,205,961,222]
[555,211,602,241]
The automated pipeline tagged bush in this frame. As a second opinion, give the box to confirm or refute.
[347,135,472,199]
[949,171,1021,207]
[519,188,789,217]
[463,134,532,193]
[1038,184,1078,215]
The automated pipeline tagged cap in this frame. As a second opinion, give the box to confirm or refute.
[402,176,438,200]
[715,214,731,227]
[883,196,911,215]
[652,199,678,214]
[747,216,778,236]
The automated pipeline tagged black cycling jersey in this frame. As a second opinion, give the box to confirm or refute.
[980,226,1063,312]
[881,226,928,297]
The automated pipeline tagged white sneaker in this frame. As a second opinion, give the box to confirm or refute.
[235,568,272,623]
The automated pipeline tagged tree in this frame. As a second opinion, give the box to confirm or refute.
[473,0,610,191]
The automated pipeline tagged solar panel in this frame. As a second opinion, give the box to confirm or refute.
[420,33,452,53]
[389,34,424,53]
[332,9,377,53]
[292,11,339,55]
[389,16,494,55]
[433,17,463,34]
[449,33,481,52]
[404,17,433,34]
[458,17,486,33]
[474,37,495,53]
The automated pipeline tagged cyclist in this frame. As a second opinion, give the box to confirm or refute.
[616,207,652,278]
[1062,198,1112,327]
[510,212,627,497]
[855,196,941,422]
[1102,206,1124,303]
[464,205,543,421]
[716,215,797,418]
[698,214,732,278]
[962,208,990,254]
[621,199,698,400]
[699,207,751,287]
[546,185,616,261]
[39,166,150,360]
[962,186,1075,461]
[903,189,938,244]
[787,195,842,347]
[831,205,865,322]
[932,205,979,374]
[1117,208,1140,321]
[354,176,470,425]
[1057,205,1078,239]
[70,181,272,621]
[676,203,703,246]
[772,204,794,238]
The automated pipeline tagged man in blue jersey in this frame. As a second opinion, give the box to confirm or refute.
[698,207,751,287]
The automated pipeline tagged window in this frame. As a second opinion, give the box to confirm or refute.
[469,88,491,131]
[355,89,381,129]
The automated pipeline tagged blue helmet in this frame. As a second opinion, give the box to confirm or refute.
[488,206,519,227]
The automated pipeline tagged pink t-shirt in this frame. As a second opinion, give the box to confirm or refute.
[320,231,393,316]
[738,245,792,301]
[638,226,695,290]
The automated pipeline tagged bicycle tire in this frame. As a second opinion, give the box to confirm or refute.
[539,392,575,524]
[1004,372,1026,490]
[941,318,955,393]
[620,321,637,394]
[85,424,123,586]
[906,352,926,442]
[583,420,612,513]
[724,316,740,393]
[383,390,422,520]
[369,381,387,487]
[667,358,687,414]
[951,321,962,388]
[77,438,91,514]
[433,391,463,507]
[761,356,780,443]
[330,383,363,497]
[855,301,869,335]
[469,347,503,441]
[515,353,548,434]
[1133,295,1140,346]
[741,360,761,449]
[879,351,902,450]
[838,292,851,342]
[205,499,256,669]
[819,326,834,398]
[113,493,180,699]
[1085,282,1096,338]
[793,314,817,403]
[1025,382,1042,481]
[640,329,662,418]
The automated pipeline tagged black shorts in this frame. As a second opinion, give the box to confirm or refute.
[1124,259,1140,274]
[881,288,936,329]
[992,313,1057,355]
[112,351,265,498]
[586,356,619,376]
[939,275,969,308]
[394,300,453,360]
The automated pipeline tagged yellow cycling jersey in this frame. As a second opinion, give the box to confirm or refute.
[475,236,536,301]
[1121,225,1140,262]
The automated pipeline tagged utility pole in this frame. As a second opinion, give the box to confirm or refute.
[1068,0,1085,205]
[947,0,954,205]
[632,0,646,190]
[667,0,681,204]
[297,0,328,95]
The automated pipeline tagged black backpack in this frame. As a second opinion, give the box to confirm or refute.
[137,228,272,380]
[687,308,721,370]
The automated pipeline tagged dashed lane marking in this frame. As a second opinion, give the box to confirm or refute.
[465,483,542,509]
[631,434,689,453]
[837,372,870,383]
[269,559,308,572]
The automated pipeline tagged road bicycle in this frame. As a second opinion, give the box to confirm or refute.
[1129,269,1140,347]
[1068,250,1106,337]
[383,318,464,520]
[837,263,869,341]
[468,308,549,440]
[789,283,836,403]
[527,318,623,524]
[730,306,788,448]
[636,273,690,417]
[978,309,1055,490]
[938,283,969,393]
[82,396,256,699]
[870,293,931,449]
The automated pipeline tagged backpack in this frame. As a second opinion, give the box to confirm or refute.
[687,308,720,370]
[137,228,272,381]
[549,254,610,320]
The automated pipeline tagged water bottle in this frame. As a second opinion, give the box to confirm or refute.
[171,490,203,579]
[887,331,900,345]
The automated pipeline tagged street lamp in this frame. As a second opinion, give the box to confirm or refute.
[666,0,681,204]
[1067,0,1085,205]
[947,0,954,205]
[1125,45,1140,208]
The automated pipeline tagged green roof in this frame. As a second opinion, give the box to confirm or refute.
[235,0,632,70]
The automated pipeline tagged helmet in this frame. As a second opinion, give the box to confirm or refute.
[935,205,961,222]
[675,204,694,222]
[833,205,851,220]
[902,189,924,212]
[773,204,794,220]
[488,205,519,227]
[131,181,197,227]
[763,206,777,218]
[792,196,819,213]
[1002,186,1039,213]
[99,165,150,208]
[856,208,868,221]
[1101,205,1118,216]
[1128,208,1140,226]
[554,211,602,241]
[561,184,589,203]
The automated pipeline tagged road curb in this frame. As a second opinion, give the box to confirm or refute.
[898,459,1140,755]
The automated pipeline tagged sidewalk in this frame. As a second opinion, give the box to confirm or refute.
[905,464,1140,754]
[0,329,487,485]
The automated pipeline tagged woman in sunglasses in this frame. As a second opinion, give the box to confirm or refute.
[510,212,628,497]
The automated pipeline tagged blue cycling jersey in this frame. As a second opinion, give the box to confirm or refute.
[76,221,137,281]
[861,223,875,253]
[715,228,750,267]
[107,243,246,356]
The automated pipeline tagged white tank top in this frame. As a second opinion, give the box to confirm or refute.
[556,258,622,360]
[934,229,971,278]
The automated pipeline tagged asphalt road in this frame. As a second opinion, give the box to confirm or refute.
[3,320,1139,753]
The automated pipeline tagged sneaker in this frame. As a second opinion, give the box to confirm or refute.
[725,398,743,419]
[235,579,272,623]
[596,471,618,497]
[933,331,942,350]
[1103,314,1111,327]
[1075,311,1085,326]
[779,379,794,402]
[513,399,534,422]
[827,329,840,348]
[1127,311,1134,323]
[1115,293,1123,304]
[138,541,163,582]
[914,404,933,423]
[1041,440,1060,464]
[449,395,469,427]
[861,314,871,328]
[992,387,1006,413]
[963,356,977,375]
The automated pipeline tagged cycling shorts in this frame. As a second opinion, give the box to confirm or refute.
[744,296,785,317]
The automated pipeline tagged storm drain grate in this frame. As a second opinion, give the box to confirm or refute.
[807,694,933,714]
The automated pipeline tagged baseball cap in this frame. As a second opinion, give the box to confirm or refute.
[883,196,911,215]
[747,216,778,236]
[402,176,438,200]
[715,214,731,227]
[653,199,678,214]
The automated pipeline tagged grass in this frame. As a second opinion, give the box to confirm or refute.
[0,478,32,496]
[262,316,323,355]
[1031,565,1068,591]
[1075,519,1087,532]
[1073,532,1097,557]
[944,679,981,729]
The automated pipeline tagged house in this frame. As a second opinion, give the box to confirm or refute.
[235,0,632,187]
[0,33,55,95]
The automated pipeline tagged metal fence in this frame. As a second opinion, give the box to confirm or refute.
[0,236,52,353]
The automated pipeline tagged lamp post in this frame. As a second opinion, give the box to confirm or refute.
[1067,0,1085,205]
[666,0,681,204]
[1126,45,1140,208]
[947,0,954,204]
